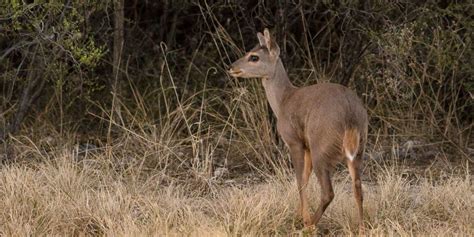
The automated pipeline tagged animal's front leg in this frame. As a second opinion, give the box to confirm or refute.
[288,143,312,226]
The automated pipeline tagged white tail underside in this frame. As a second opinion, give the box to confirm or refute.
[345,149,356,161]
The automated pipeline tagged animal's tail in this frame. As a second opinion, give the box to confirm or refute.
[342,127,360,161]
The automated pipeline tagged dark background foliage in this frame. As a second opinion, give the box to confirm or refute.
[0,0,472,165]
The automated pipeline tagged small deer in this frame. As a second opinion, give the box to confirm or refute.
[228,29,368,234]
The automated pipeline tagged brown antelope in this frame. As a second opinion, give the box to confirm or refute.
[228,29,368,233]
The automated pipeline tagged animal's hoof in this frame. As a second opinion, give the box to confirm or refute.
[358,225,366,236]
[302,224,316,234]
[302,216,312,227]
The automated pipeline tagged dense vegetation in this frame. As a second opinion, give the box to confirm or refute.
[0,1,472,235]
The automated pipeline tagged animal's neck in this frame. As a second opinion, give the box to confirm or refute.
[262,59,295,119]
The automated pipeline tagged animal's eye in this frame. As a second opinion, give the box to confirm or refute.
[249,55,259,62]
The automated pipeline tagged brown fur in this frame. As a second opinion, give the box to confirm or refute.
[228,29,368,234]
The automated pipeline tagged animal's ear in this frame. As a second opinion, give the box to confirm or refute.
[257,32,266,47]
[263,28,280,58]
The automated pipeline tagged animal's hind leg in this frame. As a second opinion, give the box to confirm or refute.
[310,159,334,226]
[348,157,364,234]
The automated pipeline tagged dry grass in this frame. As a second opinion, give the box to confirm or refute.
[0,142,472,236]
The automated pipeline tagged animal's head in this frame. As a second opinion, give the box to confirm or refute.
[228,28,280,78]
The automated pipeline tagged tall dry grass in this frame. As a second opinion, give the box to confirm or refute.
[0,141,472,236]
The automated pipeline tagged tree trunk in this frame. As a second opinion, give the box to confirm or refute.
[109,0,125,140]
